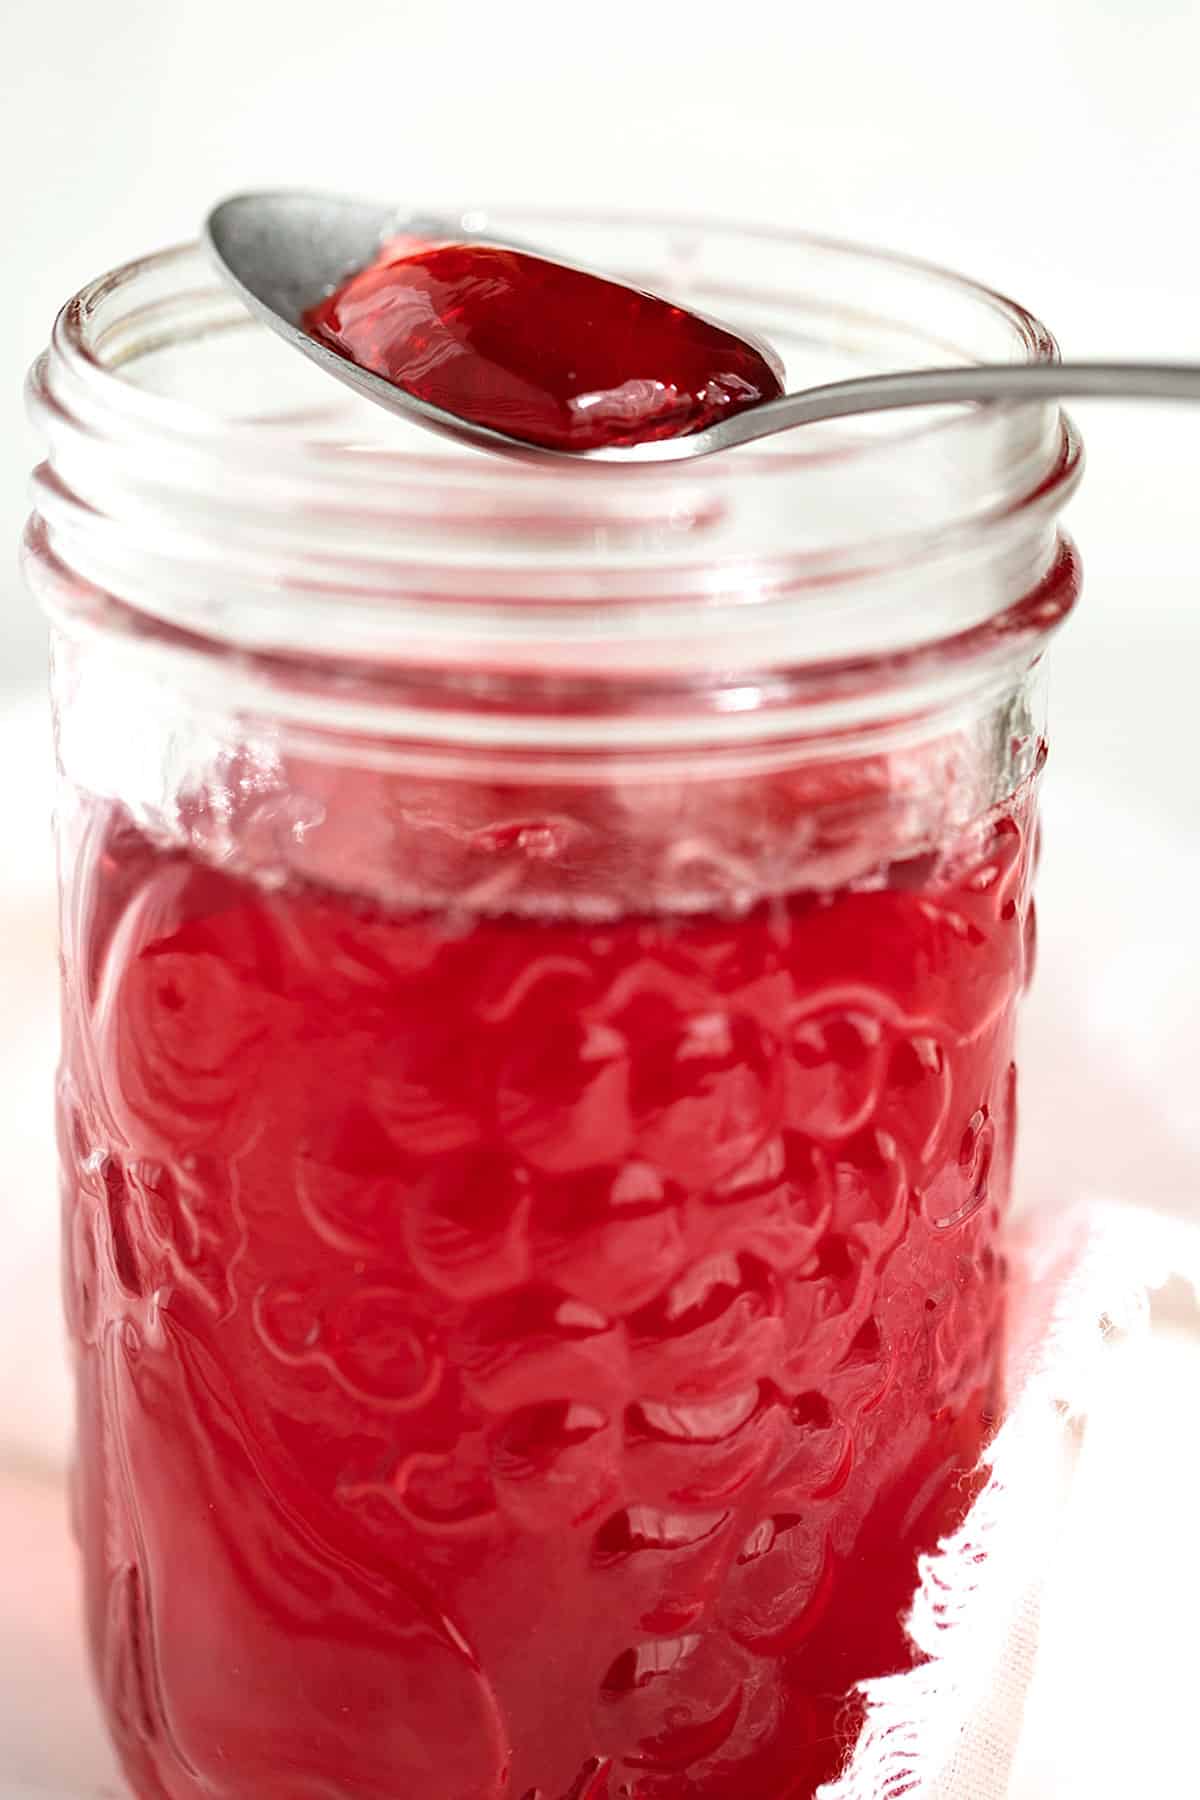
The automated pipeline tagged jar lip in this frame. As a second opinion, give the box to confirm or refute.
[46,213,1059,483]
[29,213,1081,704]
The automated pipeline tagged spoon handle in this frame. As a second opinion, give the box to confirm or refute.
[727,360,1200,444]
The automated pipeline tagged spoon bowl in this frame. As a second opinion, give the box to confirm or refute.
[206,190,554,458]
[207,190,1200,465]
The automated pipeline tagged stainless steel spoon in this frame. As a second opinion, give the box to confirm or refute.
[206,190,1200,466]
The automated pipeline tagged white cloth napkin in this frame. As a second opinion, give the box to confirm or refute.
[821,1199,1200,1800]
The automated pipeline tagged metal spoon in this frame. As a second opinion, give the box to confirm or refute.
[206,190,1200,466]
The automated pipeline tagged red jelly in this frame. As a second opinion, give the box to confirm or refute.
[303,241,785,450]
[61,760,1030,1800]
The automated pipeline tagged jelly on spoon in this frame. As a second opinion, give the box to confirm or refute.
[303,238,785,453]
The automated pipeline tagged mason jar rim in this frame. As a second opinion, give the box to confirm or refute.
[25,212,1083,754]
[40,209,1065,479]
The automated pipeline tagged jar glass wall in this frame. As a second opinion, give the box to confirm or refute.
[25,214,1081,1800]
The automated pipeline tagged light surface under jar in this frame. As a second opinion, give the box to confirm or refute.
[25,213,1080,1800]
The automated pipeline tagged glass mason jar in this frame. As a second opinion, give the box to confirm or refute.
[24,215,1081,1800]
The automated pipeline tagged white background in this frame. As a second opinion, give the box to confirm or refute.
[1,2,1198,1792]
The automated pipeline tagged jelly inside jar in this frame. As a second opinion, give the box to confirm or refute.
[65,756,1048,1800]
[302,239,785,450]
